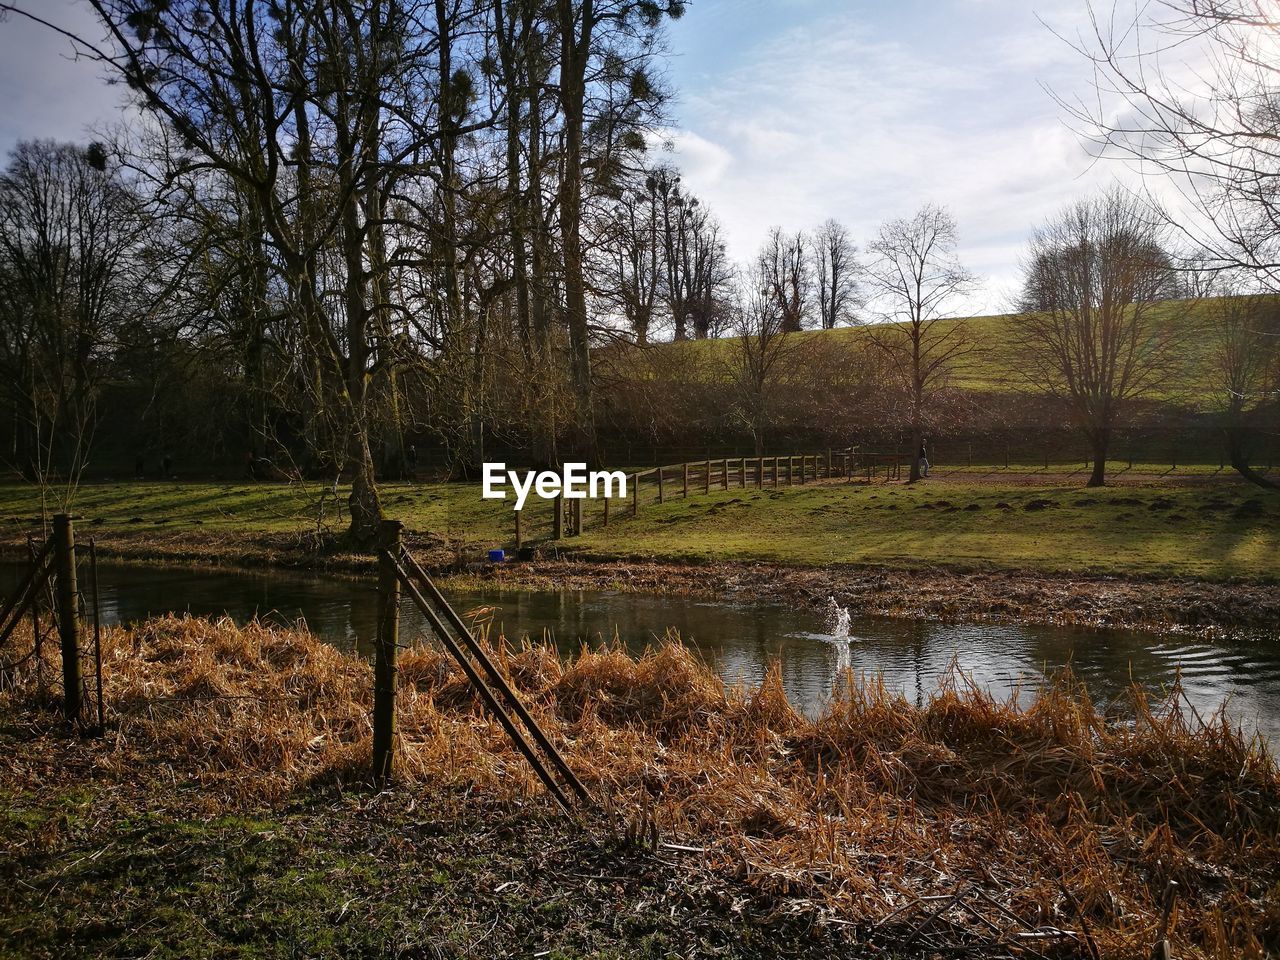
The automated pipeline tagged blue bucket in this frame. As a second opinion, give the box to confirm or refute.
[487,549,506,563]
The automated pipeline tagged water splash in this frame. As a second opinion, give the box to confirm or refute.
[825,596,852,641]
[825,597,853,672]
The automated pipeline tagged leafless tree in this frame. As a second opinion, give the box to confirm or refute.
[594,173,661,344]
[553,0,684,458]
[758,227,810,333]
[812,218,860,329]
[1016,190,1188,487]
[1061,1,1280,283]
[726,261,797,454]
[1207,290,1279,489]
[864,204,976,482]
[0,140,149,508]
[649,168,731,340]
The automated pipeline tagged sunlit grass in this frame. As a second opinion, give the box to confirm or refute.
[0,471,1274,581]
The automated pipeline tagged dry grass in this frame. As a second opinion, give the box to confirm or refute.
[2,616,1278,958]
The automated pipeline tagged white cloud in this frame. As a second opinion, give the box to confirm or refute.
[663,1,1198,315]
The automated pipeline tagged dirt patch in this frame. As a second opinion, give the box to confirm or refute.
[1023,498,1057,511]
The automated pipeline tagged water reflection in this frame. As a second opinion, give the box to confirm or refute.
[2,561,1277,743]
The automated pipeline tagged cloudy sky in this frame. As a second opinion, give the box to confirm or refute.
[0,0,1156,314]
[658,0,1156,313]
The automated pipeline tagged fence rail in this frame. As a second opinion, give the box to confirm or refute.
[510,449,911,546]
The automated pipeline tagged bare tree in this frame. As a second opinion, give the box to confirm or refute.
[1063,1,1280,283]
[0,140,148,507]
[593,173,661,344]
[1208,291,1279,490]
[553,0,684,458]
[1017,190,1187,487]
[726,261,796,454]
[758,227,810,333]
[812,218,860,329]
[864,205,976,482]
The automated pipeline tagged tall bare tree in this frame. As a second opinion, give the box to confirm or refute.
[62,0,460,543]
[812,218,860,329]
[865,205,975,482]
[0,140,148,500]
[1207,291,1279,490]
[1017,191,1187,487]
[727,260,797,454]
[1064,1,1280,283]
[758,227,810,333]
[1061,0,1280,487]
[552,0,683,458]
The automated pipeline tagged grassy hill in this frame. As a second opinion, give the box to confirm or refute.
[634,298,1216,405]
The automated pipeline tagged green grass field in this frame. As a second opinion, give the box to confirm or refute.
[1,471,1275,581]
[645,298,1217,403]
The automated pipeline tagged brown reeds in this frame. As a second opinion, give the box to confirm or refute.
[2,616,1277,958]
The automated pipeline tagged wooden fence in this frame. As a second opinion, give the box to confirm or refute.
[512,449,905,546]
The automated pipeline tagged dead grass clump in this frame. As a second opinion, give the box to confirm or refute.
[553,635,726,736]
[3,615,1278,958]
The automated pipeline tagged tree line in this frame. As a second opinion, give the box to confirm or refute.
[0,0,1276,545]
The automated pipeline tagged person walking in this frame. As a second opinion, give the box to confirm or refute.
[918,439,930,478]
[405,443,418,479]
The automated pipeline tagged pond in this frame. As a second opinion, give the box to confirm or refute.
[4,560,1279,743]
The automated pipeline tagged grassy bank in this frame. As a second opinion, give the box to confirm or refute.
[1,472,1276,582]
[2,616,1278,958]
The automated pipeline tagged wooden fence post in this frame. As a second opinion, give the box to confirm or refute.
[773,457,779,488]
[721,459,729,490]
[739,457,746,487]
[658,466,665,503]
[52,514,82,724]
[800,456,806,484]
[603,492,609,526]
[757,456,764,488]
[632,474,639,516]
[704,459,711,494]
[553,492,563,540]
[373,519,402,787]
[574,496,583,536]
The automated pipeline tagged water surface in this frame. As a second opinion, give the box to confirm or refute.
[4,561,1277,743]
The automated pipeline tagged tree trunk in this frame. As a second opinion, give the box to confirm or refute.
[1087,428,1110,488]
[347,425,384,545]
[556,3,596,462]
[1226,424,1280,491]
